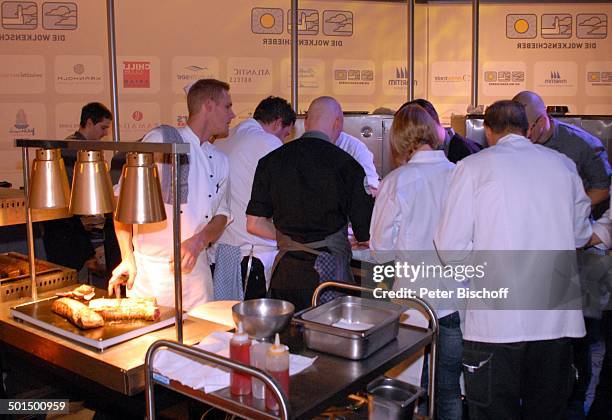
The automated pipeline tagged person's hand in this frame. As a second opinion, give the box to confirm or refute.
[108,255,136,297]
[171,233,206,274]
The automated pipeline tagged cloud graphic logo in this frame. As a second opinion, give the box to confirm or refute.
[506,14,537,39]
[42,2,77,30]
[577,14,607,39]
[323,10,353,36]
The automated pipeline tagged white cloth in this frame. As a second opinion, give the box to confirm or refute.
[435,133,592,343]
[128,125,231,310]
[215,118,282,285]
[335,131,380,191]
[153,331,317,393]
[370,150,458,318]
[593,208,612,249]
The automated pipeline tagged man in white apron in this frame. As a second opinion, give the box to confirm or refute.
[108,79,234,310]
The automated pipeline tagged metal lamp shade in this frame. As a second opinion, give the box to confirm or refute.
[69,150,114,215]
[29,148,71,209]
[115,152,166,224]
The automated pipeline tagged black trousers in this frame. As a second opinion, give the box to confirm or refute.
[587,311,612,420]
[240,256,267,300]
[210,256,267,301]
[463,338,574,420]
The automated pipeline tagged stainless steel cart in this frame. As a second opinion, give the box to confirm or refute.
[144,281,438,420]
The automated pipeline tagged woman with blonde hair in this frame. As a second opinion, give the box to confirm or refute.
[370,103,463,420]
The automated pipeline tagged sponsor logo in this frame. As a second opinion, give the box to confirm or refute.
[1,1,37,29]
[484,70,524,84]
[0,70,42,79]
[334,68,374,83]
[507,13,607,40]
[387,66,419,87]
[56,63,101,82]
[287,9,319,35]
[123,61,150,88]
[506,14,537,39]
[229,67,271,84]
[434,74,471,82]
[9,108,35,135]
[176,65,208,81]
[252,7,353,38]
[577,14,607,39]
[42,2,77,30]
[251,7,283,34]
[132,111,143,121]
[587,71,612,85]
[541,14,572,39]
[544,70,567,84]
[323,10,353,36]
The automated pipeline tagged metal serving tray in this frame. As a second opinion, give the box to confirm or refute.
[292,296,403,360]
[0,252,76,301]
[10,290,176,351]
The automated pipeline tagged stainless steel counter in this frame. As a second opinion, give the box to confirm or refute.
[0,286,230,395]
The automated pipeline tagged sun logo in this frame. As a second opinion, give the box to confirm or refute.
[506,14,537,38]
[251,8,283,34]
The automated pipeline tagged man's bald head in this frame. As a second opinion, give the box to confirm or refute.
[305,96,343,142]
[512,91,553,144]
[512,91,546,124]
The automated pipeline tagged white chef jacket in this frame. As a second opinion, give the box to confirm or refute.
[370,150,458,318]
[336,131,380,191]
[435,133,592,343]
[370,150,456,386]
[214,118,282,285]
[129,125,231,310]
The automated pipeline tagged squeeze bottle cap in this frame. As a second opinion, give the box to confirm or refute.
[232,322,250,343]
[268,333,288,355]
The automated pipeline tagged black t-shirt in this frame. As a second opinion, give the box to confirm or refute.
[246,131,374,290]
[247,132,373,243]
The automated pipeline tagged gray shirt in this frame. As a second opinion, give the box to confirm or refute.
[543,119,611,191]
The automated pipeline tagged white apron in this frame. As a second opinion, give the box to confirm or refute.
[130,250,212,310]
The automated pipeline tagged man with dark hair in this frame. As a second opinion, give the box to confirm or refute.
[399,99,483,163]
[435,100,592,419]
[246,96,374,310]
[214,97,296,299]
[109,79,235,309]
[43,102,113,277]
[78,102,113,133]
[513,91,610,207]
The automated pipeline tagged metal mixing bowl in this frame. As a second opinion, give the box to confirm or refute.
[231,299,295,339]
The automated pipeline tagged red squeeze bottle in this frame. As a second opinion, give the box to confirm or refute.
[230,322,251,396]
[265,333,290,412]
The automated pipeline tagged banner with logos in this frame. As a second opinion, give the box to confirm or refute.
[479,2,612,116]
[0,1,610,186]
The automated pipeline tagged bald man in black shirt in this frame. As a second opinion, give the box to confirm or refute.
[246,96,374,310]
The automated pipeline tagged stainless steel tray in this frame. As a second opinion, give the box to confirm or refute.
[0,252,77,301]
[292,296,403,359]
[10,290,176,351]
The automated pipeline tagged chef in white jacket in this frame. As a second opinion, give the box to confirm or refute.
[435,100,592,419]
[109,79,235,310]
[215,96,296,295]
[369,103,462,420]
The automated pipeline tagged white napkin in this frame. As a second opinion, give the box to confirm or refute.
[153,331,317,393]
[331,318,374,331]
